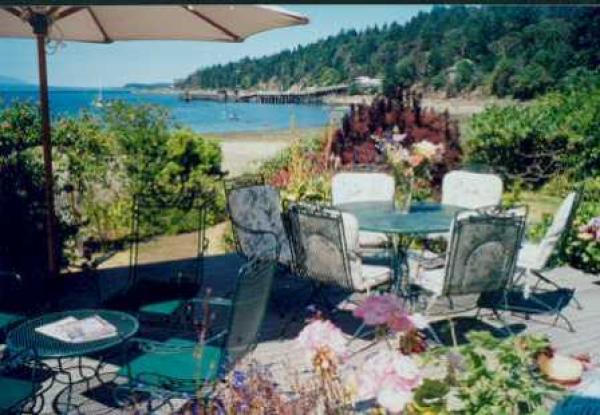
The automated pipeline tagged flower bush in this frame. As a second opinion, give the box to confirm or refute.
[356,349,423,413]
[330,88,463,196]
[260,134,332,204]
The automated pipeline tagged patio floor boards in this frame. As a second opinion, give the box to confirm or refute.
[34,253,600,413]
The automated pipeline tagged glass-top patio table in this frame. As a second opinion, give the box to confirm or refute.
[338,201,463,296]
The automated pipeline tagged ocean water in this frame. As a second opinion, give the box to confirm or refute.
[0,86,332,134]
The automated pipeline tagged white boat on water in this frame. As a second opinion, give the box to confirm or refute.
[92,83,112,108]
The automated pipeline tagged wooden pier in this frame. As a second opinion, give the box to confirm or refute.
[180,84,349,104]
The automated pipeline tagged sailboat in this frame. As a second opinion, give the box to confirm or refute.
[92,81,111,108]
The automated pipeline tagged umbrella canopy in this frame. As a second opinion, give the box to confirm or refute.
[0,5,308,277]
[0,5,308,43]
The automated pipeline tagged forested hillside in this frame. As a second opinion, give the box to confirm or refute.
[177,6,599,99]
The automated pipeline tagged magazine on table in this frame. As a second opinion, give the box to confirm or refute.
[35,315,117,343]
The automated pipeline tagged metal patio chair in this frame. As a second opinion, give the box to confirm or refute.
[0,348,65,414]
[409,206,527,336]
[113,253,277,412]
[104,191,211,323]
[285,202,392,307]
[331,171,395,250]
[0,270,26,338]
[516,189,583,310]
[418,169,505,268]
[441,170,504,210]
[224,175,290,268]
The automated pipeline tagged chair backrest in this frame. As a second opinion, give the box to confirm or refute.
[128,192,209,289]
[442,207,527,297]
[534,191,581,270]
[331,172,395,208]
[225,180,287,261]
[225,254,277,362]
[441,170,503,209]
[286,203,358,290]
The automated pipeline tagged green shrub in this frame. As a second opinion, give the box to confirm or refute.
[466,75,600,188]
[1,101,226,275]
[0,102,76,284]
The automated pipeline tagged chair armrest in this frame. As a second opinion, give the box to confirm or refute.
[187,297,232,308]
[130,330,228,354]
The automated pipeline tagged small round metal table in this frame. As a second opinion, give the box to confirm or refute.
[338,201,463,295]
[7,309,139,358]
[7,309,139,413]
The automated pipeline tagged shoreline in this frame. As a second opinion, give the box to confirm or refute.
[204,126,327,177]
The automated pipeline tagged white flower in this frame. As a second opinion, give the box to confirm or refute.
[413,140,441,160]
[377,387,413,414]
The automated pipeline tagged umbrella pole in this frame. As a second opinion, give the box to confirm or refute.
[33,18,57,278]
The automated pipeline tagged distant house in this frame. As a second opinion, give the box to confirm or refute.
[352,76,382,92]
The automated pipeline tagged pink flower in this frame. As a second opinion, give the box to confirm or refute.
[353,294,400,326]
[388,308,414,332]
[297,319,347,358]
[357,349,422,410]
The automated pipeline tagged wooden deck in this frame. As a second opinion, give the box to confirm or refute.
[28,253,600,413]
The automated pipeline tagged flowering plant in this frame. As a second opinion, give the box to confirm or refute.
[385,139,443,212]
[356,349,423,413]
[353,294,429,354]
[577,216,600,242]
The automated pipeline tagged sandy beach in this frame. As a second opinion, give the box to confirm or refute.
[204,127,326,177]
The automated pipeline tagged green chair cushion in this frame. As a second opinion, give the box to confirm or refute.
[0,312,23,330]
[0,375,37,410]
[119,338,223,394]
[138,300,184,316]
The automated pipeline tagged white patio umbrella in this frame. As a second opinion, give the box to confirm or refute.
[0,5,308,277]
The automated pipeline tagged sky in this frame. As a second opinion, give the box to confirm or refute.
[0,5,430,88]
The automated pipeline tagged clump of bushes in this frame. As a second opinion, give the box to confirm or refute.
[466,71,600,188]
[0,101,225,280]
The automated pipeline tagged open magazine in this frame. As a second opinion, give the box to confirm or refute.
[35,315,117,343]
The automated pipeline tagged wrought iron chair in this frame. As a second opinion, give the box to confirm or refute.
[224,175,290,268]
[418,169,505,267]
[0,270,26,338]
[285,202,392,305]
[410,206,527,335]
[331,171,395,250]
[441,170,504,209]
[0,348,64,414]
[516,190,583,309]
[104,191,211,322]
[114,253,277,412]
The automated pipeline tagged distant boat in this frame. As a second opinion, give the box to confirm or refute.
[92,82,111,108]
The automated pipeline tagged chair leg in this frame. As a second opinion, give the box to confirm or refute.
[531,270,582,311]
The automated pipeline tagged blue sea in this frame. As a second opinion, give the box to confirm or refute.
[0,86,332,134]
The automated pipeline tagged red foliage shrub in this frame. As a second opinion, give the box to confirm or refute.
[330,87,462,192]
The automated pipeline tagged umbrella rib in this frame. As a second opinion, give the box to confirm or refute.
[87,8,112,43]
[2,7,24,19]
[182,6,241,42]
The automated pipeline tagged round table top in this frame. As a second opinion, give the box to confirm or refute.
[338,201,463,235]
[7,309,139,359]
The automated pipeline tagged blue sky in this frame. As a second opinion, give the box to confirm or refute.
[0,5,430,87]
